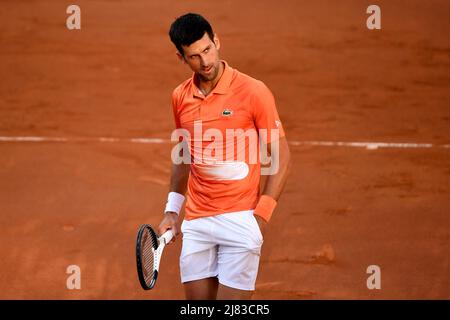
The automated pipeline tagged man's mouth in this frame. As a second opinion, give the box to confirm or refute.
[203,65,213,74]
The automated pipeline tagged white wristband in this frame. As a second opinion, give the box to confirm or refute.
[164,192,185,215]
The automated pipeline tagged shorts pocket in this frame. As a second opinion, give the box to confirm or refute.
[180,219,186,234]
[250,214,263,243]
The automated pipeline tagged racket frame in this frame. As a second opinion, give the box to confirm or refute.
[136,224,174,290]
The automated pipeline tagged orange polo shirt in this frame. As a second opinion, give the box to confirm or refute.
[172,60,285,220]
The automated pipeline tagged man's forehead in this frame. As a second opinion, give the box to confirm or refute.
[182,33,213,54]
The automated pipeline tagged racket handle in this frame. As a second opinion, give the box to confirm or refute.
[160,229,174,245]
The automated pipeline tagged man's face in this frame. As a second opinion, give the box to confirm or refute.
[179,32,221,82]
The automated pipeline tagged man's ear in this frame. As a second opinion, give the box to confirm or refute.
[214,34,221,51]
[175,51,186,64]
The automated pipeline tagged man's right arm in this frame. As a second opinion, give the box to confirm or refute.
[158,89,189,241]
[157,161,190,242]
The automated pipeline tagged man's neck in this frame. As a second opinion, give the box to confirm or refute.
[197,61,225,96]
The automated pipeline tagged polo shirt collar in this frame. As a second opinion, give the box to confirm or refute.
[192,60,233,98]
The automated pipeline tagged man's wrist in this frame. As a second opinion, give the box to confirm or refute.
[254,195,277,223]
[164,192,186,215]
[164,211,179,219]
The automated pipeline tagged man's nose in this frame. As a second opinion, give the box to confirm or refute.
[200,55,209,67]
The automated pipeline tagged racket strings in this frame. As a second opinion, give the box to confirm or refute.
[141,229,157,284]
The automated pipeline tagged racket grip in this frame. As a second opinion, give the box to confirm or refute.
[160,229,174,244]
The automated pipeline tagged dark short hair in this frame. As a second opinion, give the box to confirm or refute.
[169,13,214,56]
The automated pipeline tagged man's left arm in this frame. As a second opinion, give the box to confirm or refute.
[254,136,291,233]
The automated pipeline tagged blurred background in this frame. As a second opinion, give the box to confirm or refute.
[0,0,449,299]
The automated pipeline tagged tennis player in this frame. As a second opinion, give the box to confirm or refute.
[158,13,291,300]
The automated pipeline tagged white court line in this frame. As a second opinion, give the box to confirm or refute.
[290,141,446,149]
[0,136,171,144]
[0,136,70,142]
[0,136,449,149]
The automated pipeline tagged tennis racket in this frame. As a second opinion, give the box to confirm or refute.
[135,224,174,290]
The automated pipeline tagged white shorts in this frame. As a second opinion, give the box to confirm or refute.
[180,210,263,291]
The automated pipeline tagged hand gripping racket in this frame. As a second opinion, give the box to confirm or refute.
[135,224,174,290]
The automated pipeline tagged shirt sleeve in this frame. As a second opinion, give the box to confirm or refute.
[171,88,182,129]
[251,81,285,144]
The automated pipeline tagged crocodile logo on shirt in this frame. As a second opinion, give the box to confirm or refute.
[222,108,233,117]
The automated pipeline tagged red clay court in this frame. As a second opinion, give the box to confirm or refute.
[0,1,449,299]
